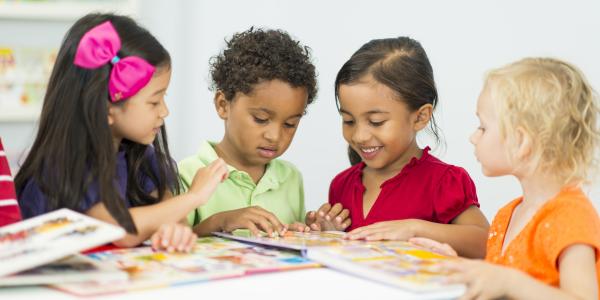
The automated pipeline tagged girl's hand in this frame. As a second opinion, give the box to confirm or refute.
[150,223,197,253]
[216,206,286,237]
[443,259,517,300]
[409,237,458,257]
[188,158,228,206]
[305,203,351,231]
[345,219,420,241]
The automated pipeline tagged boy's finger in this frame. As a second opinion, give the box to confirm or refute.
[246,222,261,237]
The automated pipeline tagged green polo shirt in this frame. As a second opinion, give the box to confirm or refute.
[178,141,305,226]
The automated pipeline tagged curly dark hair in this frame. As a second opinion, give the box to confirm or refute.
[210,27,317,104]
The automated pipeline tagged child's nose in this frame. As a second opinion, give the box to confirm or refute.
[263,124,281,142]
[469,130,478,145]
[159,100,169,118]
[352,124,371,144]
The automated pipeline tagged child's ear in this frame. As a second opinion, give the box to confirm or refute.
[107,102,116,125]
[514,127,532,160]
[413,104,433,131]
[214,91,230,120]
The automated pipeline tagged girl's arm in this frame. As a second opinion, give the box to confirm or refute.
[346,206,489,258]
[87,159,228,247]
[446,244,597,300]
[412,206,489,258]
[87,191,205,247]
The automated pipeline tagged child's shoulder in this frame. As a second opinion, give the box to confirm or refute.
[268,158,302,181]
[330,162,363,187]
[420,150,473,181]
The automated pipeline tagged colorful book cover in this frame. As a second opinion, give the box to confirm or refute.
[0,254,128,286]
[306,242,465,296]
[213,230,365,252]
[214,231,465,296]
[53,237,319,296]
[0,208,126,277]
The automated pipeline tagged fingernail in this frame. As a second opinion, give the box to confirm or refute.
[325,216,330,221]
[162,239,168,247]
[336,217,341,222]
[319,211,324,216]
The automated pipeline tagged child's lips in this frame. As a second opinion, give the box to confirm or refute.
[359,146,382,160]
[257,147,277,158]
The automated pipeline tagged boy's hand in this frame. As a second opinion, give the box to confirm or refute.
[305,203,351,231]
[287,222,310,232]
[188,158,228,206]
[215,206,286,237]
[409,237,458,257]
[150,223,197,253]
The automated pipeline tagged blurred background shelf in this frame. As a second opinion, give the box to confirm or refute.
[0,105,41,122]
[0,0,138,21]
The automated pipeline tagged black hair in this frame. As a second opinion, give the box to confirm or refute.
[15,13,179,234]
[210,27,317,104]
[334,37,441,165]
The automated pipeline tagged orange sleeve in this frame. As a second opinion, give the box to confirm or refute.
[539,198,600,267]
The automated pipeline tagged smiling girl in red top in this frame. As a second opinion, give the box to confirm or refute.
[306,37,489,258]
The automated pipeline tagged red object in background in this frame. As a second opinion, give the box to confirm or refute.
[0,138,22,227]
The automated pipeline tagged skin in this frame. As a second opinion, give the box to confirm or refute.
[310,75,489,258]
[87,67,228,252]
[192,79,311,237]
[413,82,598,300]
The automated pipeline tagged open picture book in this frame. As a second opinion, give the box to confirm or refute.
[213,231,465,296]
[52,237,319,296]
[0,254,127,286]
[0,208,126,278]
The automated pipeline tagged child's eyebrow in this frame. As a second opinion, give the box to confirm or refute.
[151,88,167,96]
[249,107,274,114]
[363,109,390,115]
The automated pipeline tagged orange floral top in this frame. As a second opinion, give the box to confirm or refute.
[485,187,600,290]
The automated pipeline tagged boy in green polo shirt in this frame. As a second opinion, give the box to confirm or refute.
[179,28,317,237]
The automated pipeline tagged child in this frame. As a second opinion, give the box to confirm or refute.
[15,13,228,252]
[178,28,318,237]
[306,37,489,258]
[1,138,22,227]
[413,58,600,299]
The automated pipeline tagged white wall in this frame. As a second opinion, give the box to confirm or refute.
[3,0,600,220]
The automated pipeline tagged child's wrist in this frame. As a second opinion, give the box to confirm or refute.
[407,219,423,238]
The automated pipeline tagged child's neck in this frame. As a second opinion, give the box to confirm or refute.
[365,143,422,180]
[214,140,266,184]
[517,172,564,208]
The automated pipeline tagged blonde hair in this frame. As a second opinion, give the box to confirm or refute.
[486,57,599,185]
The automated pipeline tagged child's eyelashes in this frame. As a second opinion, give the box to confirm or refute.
[342,120,355,126]
[253,116,268,124]
[369,120,386,127]
[253,116,297,129]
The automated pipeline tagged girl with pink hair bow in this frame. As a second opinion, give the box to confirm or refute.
[15,13,228,252]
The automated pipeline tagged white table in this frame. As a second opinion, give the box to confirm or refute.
[1,268,459,300]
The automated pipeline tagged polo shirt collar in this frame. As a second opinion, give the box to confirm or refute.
[196,141,291,192]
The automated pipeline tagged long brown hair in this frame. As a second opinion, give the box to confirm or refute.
[15,13,179,234]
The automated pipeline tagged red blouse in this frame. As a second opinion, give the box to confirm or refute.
[329,147,479,231]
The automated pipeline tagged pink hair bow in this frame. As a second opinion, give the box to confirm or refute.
[74,21,155,102]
